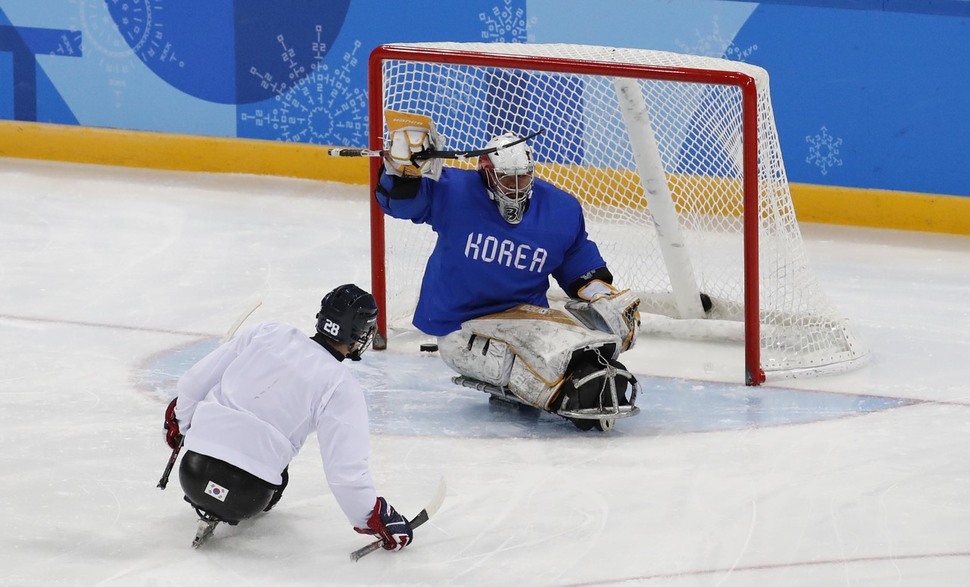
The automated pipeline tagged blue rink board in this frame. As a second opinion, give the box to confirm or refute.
[141,338,913,440]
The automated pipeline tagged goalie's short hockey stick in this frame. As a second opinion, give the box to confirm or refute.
[350,477,447,562]
[328,129,543,162]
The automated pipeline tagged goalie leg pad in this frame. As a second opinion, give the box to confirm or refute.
[438,329,515,389]
[438,305,623,410]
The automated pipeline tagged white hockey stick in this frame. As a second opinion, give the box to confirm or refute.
[221,300,262,343]
[350,477,447,562]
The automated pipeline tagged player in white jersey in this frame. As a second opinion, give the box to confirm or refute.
[375,113,643,431]
[162,284,412,549]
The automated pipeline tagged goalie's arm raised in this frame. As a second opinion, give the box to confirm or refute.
[382,110,444,180]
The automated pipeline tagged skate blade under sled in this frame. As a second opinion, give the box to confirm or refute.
[187,502,231,549]
[453,367,640,432]
[192,518,220,548]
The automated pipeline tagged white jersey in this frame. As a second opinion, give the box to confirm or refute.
[175,321,378,528]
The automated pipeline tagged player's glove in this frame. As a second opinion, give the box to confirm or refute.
[354,497,413,551]
[565,280,641,352]
[383,110,442,180]
[163,397,182,450]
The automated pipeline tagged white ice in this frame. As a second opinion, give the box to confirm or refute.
[2,158,969,586]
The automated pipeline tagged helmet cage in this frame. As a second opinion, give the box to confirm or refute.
[478,133,535,225]
[346,325,376,361]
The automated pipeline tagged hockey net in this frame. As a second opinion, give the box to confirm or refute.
[367,42,868,384]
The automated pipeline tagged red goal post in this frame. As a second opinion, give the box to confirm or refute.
[366,42,868,385]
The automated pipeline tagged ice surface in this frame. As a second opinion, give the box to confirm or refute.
[2,158,969,585]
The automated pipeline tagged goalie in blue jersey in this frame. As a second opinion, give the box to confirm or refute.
[375,112,641,431]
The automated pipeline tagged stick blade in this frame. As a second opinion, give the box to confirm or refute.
[413,476,447,528]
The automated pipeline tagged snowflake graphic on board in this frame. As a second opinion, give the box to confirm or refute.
[479,0,535,43]
[240,30,367,146]
[805,126,843,176]
[68,0,183,108]
[675,15,758,61]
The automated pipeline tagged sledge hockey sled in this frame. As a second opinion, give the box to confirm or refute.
[453,363,640,432]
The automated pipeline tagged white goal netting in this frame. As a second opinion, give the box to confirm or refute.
[372,42,868,381]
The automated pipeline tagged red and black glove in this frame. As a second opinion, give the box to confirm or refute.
[354,497,413,551]
[163,398,182,449]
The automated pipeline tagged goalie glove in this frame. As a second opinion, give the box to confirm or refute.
[383,110,443,180]
[564,280,641,352]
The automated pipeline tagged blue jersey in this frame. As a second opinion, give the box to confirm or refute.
[377,168,606,336]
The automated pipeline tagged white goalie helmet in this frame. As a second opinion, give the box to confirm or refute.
[477,133,535,225]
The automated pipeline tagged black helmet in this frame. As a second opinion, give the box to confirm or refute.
[316,284,378,361]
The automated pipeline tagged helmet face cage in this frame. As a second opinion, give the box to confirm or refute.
[346,323,376,361]
[478,133,535,225]
[316,284,379,361]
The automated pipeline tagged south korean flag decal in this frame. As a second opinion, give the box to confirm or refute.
[204,480,229,502]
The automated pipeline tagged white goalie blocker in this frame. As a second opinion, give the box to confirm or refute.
[383,110,443,180]
[438,304,640,430]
